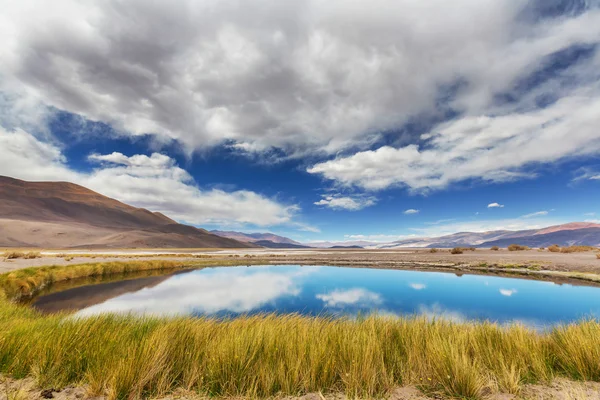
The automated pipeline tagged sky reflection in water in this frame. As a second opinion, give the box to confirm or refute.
[70,265,600,328]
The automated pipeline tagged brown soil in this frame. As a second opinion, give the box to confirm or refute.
[2,375,599,400]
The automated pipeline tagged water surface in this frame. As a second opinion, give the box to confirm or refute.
[32,265,600,328]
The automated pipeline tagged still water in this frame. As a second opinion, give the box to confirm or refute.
[32,265,600,328]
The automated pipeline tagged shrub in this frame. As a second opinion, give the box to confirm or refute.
[596,253,600,259]
[22,251,41,259]
[508,244,529,251]
[3,251,41,259]
[561,246,597,253]
[450,247,464,254]
[468,247,476,251]
[548,245,561,253]
[3,251,25,259]
[429,248,438,253]
[490,246,500,251]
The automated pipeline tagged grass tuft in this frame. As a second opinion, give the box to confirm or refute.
[2,251,41,260]
[508,244,530,251]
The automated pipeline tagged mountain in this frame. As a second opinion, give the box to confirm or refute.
[478,227,600,248]
[210,230,303,246]
[0,176,253,248]
[251,240,311,249]
[373,223,600,249]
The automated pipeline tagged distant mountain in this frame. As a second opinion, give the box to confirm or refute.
[478,228,600,248]
[372,223,600,249]
[330,245,364,249]
[252,240,311,249]
[211,230,303,246]
[306,240,378,248]
[0,176,253,248]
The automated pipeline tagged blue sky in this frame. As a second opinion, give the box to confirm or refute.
[0,0,599,243]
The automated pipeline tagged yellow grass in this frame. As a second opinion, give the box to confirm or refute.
[0,261,600,399]
[2,251,41,260]
[508,244,530,251]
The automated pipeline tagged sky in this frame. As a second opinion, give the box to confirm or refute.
[0,0,599,243]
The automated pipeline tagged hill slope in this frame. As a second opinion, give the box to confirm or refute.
[0,176,252,249]
[211,230,302,246]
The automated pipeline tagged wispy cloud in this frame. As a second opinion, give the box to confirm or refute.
[573,167,600,182]
[521,211,548,218]
[314,195,376,211]
[404,209,420,215]
[409,283,426,290]
[316,288,382,307]
[499,289,517,297]
[487,203,504,208]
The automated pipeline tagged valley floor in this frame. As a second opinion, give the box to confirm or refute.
[2,248,600,282]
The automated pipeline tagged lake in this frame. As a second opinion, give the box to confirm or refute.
[31,265,600,328]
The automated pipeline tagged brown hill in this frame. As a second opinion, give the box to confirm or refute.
[534,222,600,235]
[0,176,253,249]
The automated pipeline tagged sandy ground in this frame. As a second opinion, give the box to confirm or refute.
[2,248,599,275]
[2,375,600,400]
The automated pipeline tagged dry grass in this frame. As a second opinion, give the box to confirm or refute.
[596,253,600,260]
[548,245,561,253]
[508,244,530,251]
[490,246,500,251]
[1,261,600,400]
[2,251,41,260]
[429,248,438,253]
[449,247,463,254]
[560,246,598,253]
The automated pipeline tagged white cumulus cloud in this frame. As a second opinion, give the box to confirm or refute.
[0,127,298,227]
[404,209,420,215]
[488,203,505,208]
[316,288,382,307]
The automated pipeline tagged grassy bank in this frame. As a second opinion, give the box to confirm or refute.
[1,262,600,399]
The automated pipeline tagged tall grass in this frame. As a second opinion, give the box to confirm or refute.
[1,261,600,399]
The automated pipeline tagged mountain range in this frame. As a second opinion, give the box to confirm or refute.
[0,176,252,248]
[365,222,600,249]
[1,176,598,249]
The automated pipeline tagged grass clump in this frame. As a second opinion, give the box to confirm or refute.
[560,246,597,253]
[2,251,41,260]
[429,248,438,253]
[596,253,600,259]
[490,246,500,251]
[508,244,530,251]
[450,247,463,254]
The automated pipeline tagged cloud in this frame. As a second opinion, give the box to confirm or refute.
[573,167,600,181]
[417,303,466,323]
[314,195,376,211]
[316,288,382,307]
[77,266,315,317]
[521,210,549,218]
[308,89,600,191]
[409,283,426,290]
[0,127,297,227]
[1,0,600,164]
[487,203,504,208]
[404,209,420,215]
[499,289,517,297]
